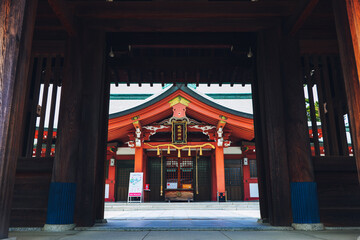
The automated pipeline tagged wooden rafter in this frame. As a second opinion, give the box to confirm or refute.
[48,0,77,36]
[284,0,320,36]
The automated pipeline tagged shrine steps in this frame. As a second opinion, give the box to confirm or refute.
[104,201,259,211]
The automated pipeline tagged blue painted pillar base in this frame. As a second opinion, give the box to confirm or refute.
[45,182,76,226]
[291,182,322,223]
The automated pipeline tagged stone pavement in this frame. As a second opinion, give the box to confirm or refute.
[8,202,360,240]
[9,230,360,240]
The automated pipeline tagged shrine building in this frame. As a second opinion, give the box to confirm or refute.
[105,84,259,202]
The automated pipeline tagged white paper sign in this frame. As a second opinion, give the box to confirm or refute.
[249,183,259,198]
[167,182,178,189]
[128,172,143,197]
[105,184,109,198]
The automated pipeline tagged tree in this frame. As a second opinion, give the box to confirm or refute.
[305,98,321,122]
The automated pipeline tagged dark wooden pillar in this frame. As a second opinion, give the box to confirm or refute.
[332,0,360,183]
[45,26,106,228]
[0,0,37,237]
[251,79,269,222]
[74,29,106,227]
[45,32,84,229]
[281,36,321,228]
[256,28,292,226]
[95,73,110,222]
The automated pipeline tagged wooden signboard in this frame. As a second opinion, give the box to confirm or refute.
[172,120,187,144]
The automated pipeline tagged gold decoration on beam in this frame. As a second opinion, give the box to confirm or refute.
[144,143,215,151]
[169,96,191,107]
[146,143,215,158]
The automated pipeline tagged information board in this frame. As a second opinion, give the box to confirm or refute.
[127,172,143,203]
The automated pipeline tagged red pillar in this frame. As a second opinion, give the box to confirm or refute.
[105,159,116,202]
[211,153,217,201]
[215,146,225,200]
[135,147,144,172]
[243,161,250,201]
[333,0,360,183]
[134,147,147,201]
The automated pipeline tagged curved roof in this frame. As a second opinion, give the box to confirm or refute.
[108,84,254,143]
[109,84,253,119]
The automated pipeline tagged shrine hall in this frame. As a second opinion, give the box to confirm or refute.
[1,0,360,239]
[105,84,258,203]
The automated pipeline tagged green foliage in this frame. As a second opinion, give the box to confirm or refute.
[305,98,320,122]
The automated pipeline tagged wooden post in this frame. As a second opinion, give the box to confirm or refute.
[256,28,292,226]
[0,0,36,237]
[135,147,145,172]
[44,32,83,230]
[281,36,322,228]
[74,29,106,227]
[332,0,360,183]
[106,160,116,202]
[95,69,110,221]
[251,79,269,221]
[215,146,225,201]
[211,153,217,201]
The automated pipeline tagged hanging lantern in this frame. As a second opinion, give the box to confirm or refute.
[167,146,170,154]
[157,147,160,155]
[200,147,203,156]
[178,149,181,158]
[188,147,191,156]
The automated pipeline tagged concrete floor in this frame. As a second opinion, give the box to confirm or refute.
[9,230,360,240]
[8,202,360,240]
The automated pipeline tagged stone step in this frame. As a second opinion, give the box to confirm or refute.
[105,202,260,211]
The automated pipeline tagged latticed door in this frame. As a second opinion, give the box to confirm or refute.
[225,167,243,201]
[195,157,211,201]
[115,160,134,201]
[149,158,164,201]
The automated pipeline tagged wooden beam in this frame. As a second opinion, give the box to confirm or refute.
[284,0,320,36]
[75,1,295,19]
[0,0,35,237]
[332,0,360,183]
[108,57,250,70]
[300,39,339,55]
[83,17,281,32]
[48,0,77,36]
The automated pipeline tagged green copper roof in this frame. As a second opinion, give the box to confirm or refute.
[110,93,252,100]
